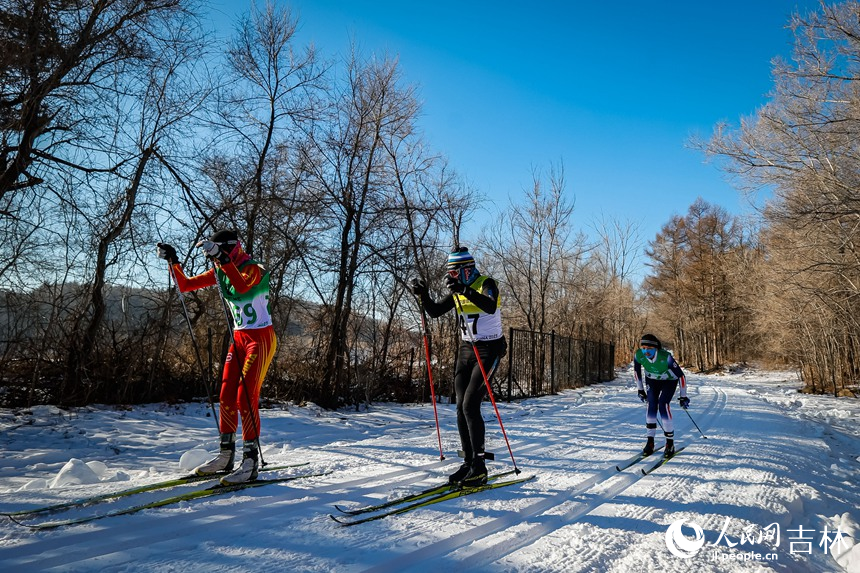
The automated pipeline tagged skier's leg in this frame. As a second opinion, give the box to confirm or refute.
[657,381,677,438]
[194,342,241,475]
[461,362,488,459]
[643,381,658,454]
[658,381,678,456]
[460,341,507,487]
[236,328,277,442]
[222,328,277,485]
[450,345,474,484]
[219,340,242,435]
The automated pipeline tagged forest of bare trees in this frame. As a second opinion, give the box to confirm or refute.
[699,1,860,396]
[1,1,857,409]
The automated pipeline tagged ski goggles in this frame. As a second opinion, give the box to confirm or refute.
[217,240,239,258]
[447,265,477,285]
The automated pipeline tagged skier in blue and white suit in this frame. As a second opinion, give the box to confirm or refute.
[633,333,689,458]
[409,247,507,488]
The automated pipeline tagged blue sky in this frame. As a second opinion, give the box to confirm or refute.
[206,1,823,255]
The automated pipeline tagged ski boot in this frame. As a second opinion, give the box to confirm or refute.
[642,436,655,456]
[448,461,471,485]
[194,433,235,476]
[221,439,260,485]
[663,438,675,458]
[459,453,488,487]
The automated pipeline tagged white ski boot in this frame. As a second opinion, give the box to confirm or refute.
[194,433,235,476]
[220,440,260,485]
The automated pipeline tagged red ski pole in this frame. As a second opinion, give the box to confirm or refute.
[418,300,445,460]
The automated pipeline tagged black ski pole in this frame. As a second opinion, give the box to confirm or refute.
[166,263,220,430]
[683,406,707,439]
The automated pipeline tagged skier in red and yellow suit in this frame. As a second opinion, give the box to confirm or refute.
[157,230,276,484]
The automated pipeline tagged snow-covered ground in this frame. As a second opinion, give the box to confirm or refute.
[0,366,858,572]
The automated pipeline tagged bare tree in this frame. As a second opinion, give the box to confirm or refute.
[643,198,755,370]
[701,1,860,392]
[295,50,419,405]
[590,214,647,356]
[0,0,189,204]
[485,162,585,334]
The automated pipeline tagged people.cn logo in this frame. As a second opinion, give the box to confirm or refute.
[665,519,706,559]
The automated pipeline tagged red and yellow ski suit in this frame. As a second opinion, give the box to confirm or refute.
[171,249,276,441]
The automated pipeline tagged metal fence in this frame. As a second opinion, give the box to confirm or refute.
[493,327,615,401]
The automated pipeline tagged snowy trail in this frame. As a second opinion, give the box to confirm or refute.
[444,388,729,569]
[0,396,628,569]
[3,415,630,570]
[359,385,728,572]
[0,369,858,572]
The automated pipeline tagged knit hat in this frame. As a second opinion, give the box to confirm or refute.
[640,333,661,349]
[446,246,479,286]
[446,246,476,269]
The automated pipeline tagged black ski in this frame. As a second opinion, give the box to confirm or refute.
[334,470,518,516]
[615,444,665,471]
[330,474,534,526]
[641,446,687,475]
[1,462,308,519]
[13,469,328,530]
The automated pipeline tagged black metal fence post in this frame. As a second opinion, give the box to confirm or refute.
[507,326,513,402]
[550,329,556,394]
[495,326,615,401]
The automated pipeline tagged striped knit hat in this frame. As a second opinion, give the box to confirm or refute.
[446,247,476,269]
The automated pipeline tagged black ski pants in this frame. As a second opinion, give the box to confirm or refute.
[454,337,506,460]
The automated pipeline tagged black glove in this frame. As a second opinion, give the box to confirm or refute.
[445,274,467,294]
[637,389,647,402]
[409,277,427,295]
[679,396,690,409]
[156,243,178,265]
[198,240,231,264]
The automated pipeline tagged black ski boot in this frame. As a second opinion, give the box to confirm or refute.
[663,439,675,458]
[642,436,655,456]
[460,454,488,487]
[449,461,471,485]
